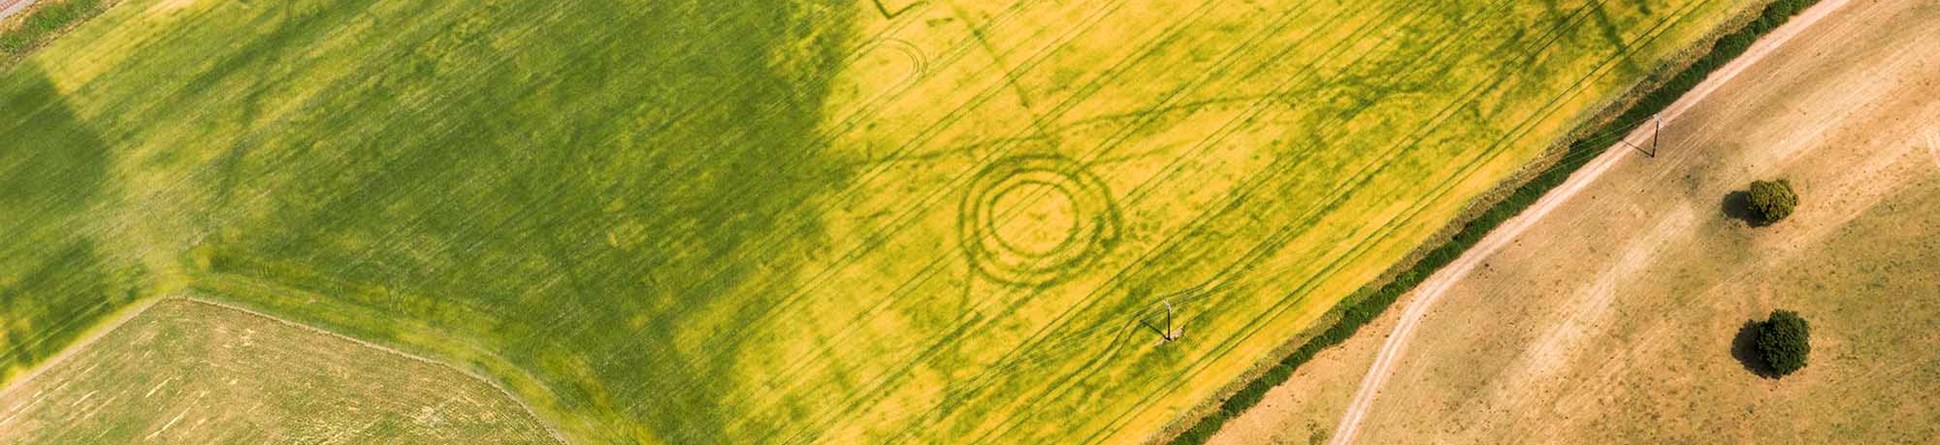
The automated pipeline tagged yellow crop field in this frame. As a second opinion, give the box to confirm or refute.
[0,0,1756,443]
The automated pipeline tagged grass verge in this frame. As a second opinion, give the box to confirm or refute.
[0,0,113,68]
[1161,0,1825,443]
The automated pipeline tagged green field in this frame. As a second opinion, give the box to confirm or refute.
[1,0,1756,443]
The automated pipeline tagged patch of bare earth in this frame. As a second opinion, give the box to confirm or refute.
[1218,0,1940,443]
[1203,299,1404,445]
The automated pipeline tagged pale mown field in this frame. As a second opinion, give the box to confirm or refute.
[1,0,1756,443]
[1219,1,1940,443]
[0,299,558,444]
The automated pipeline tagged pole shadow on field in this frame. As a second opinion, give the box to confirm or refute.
[1137,318,1167,338]
[1731,319,1781,379]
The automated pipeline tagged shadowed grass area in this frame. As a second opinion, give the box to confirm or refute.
[0,66,138,384]
[13,0,863,442]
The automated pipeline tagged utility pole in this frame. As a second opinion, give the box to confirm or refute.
[1651,115,1662,158]
[1621,115,1664,158]
[1160,300,1183,343]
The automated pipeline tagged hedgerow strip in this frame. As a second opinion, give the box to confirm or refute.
[1,0,114,68]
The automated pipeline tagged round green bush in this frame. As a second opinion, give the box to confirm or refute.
[1747,179,1798,224]
[1756,309,1810,376]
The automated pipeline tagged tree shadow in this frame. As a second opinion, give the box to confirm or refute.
[1731,319,1780,379]
[0,65,127,376]
[1720,191,1770,227]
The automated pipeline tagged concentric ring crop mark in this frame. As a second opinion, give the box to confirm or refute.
[959,154,1121,287]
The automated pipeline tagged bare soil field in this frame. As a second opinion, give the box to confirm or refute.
[1215,0,1940,443]
[0,299,559,444]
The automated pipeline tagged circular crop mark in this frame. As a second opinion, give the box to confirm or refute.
[960,154,1121,287]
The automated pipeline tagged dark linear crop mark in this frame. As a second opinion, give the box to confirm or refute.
[782,6,1362,386]
[876,1,1451,440]
[873,0,926,20]
[737,0,1107,338]
[741,0,1140,431]
[971,7,1441,438]
[800,0,1711,439]
[742,5,1207,425]
[970,0,1708,439]
[744,0,1714,441]
[1078,1,1721,441]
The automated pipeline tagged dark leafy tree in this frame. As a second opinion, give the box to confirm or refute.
[1756,309,1810,376]
[1747,179,1799,225]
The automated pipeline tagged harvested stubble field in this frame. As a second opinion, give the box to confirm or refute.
[0,298,559,444]
[0,0,1762,443]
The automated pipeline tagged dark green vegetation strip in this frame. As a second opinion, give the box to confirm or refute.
[1164,0,1824,443]
[0,0,113,67]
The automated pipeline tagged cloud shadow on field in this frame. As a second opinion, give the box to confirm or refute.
[0,64,137,380]
[167,0,867,442]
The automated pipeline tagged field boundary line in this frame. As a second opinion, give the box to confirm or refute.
[0,297,159,403]
[175,295,572,445]
[0,295,570,443]
[1325,0,1852,444]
